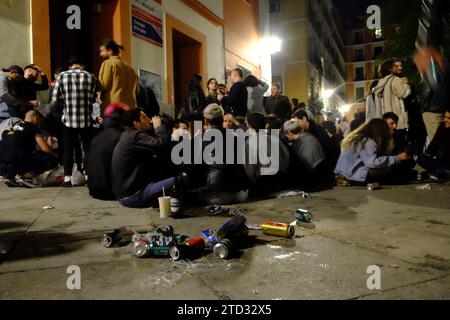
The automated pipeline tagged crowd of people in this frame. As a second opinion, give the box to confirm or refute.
[0,38,448,209]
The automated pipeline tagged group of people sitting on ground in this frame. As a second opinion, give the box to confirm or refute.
[0,39,449,209]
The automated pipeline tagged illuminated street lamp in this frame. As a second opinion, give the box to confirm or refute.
[259,36,282,55]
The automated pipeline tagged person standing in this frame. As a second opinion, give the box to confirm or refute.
[186,74,205,117]
[373,59,411,136]
[51,56,98,187]
[265,83,291,122]
[205,78,219,106]
[99,40,139,109]
[243,75,269,115]
[218,68,248,118]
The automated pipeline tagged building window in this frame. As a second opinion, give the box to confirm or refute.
[356,87,365,101]
[373,46,383,58]
[354,48,364,61]
[355,67,365,81]
[354,31,363,44]
[270,0,280,13]
[375,28,383,39]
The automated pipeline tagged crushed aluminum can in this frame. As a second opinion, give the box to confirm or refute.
[208,205,223,216]
[213,238,234,259]
[416,184,432,191]
[367,183,381,191]
[295,209,312,223]
[102,229,122,248]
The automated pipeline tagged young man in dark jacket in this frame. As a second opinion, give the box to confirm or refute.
[218,69,248,118]
[111,108,174,208]
[184,104,250,205]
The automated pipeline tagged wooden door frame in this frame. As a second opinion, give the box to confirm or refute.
[165,13,207,106]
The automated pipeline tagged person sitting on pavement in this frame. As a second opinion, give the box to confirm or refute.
[111,108,174,208]
[321,120,343,169]
[292,109,337,184]
[184,104,251,205]
[382,112,417,180]
[87,107,126,201]
[0,65,38,121]
[418,111,450,182]
[245,113,290,195]
[284,119,330,191]
[335,119,411,186]
[0,110,57,188]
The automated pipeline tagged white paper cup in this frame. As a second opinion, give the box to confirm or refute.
[158,196,171,219]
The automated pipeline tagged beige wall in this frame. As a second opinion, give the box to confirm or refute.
[131,0,225,111]
[224,0,261,79]
[197,0,224,19]
[0,0,31,68]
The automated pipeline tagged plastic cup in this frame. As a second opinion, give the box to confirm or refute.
[158,196,171,219]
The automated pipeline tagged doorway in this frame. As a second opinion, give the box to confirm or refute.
[49,0,119,76]
[173,29,202,113]
[166,14,207,117]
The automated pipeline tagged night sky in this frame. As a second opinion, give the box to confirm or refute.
[333,0,381,25]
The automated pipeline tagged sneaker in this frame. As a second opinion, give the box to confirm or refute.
[62,181,73,188]
[429,173,446,184]
[3,178,19,188]
[15,175,40,188]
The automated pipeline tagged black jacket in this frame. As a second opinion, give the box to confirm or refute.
[265,95,291,121]
[88,127,123,200]
[17,75,49,101]
[191,127,250,195]
[111,126,170,199]
[221,82,248,117]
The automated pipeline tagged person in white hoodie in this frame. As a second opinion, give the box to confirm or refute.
[243,75,269,116]
[373,59,412,132]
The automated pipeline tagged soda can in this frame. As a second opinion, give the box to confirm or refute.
[261,221,295,238]
[156,225,174,236]
[170,238,205,261]
[170,197,181,215]
[367,183,380,191]
[213,238,234,259]
[102,229,122,248]
[133,236,150,258]
[295,209,312,223]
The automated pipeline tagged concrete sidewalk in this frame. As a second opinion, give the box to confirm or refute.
[0,181,449,300]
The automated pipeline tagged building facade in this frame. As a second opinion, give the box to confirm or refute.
[0,0,269,114]
[345,23,387,104]
[269,0,346,114]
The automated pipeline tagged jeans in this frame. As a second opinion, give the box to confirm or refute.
[63,126,92,176]
[418,155,450,175]
[119,178,175,209]
[0,151,58,178]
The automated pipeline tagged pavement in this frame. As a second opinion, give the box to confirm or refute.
[0,181,449,300]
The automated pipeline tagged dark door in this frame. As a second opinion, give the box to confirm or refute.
[49,0,93,74]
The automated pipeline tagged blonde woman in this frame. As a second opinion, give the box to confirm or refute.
[335,119,410,186]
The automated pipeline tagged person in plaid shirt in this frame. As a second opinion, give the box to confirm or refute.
[51,56,99,187]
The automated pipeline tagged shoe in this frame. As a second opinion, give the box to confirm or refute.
[3,178,19,188]
[15,175,40,188]
[62,181,73,188]
[429,173,446,184]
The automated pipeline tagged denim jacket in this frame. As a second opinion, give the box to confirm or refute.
[335,139,400,182]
